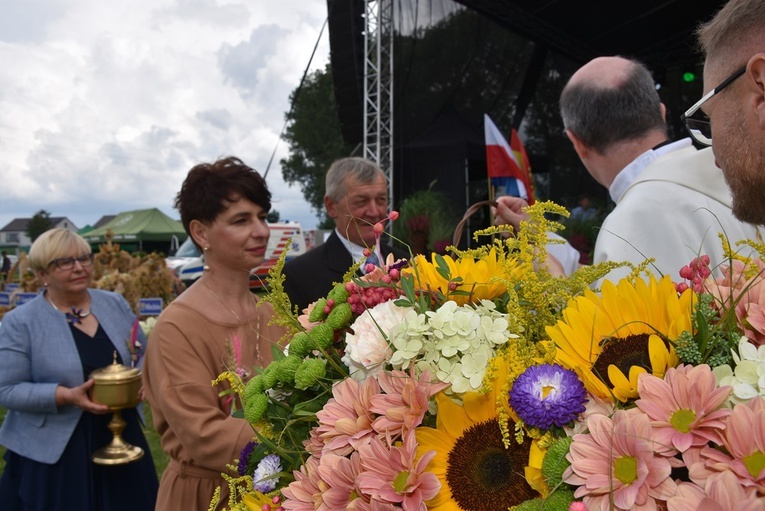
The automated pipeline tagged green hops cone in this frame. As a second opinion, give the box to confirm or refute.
[288,332,311,357]
[244,375,264,399]
[326,302,352,330]
[260,363,278,390]
[307,323,334,351]
[308,299,328,323]
[275,355,303,385]
[327,283,350,304]
[244,392,268,424]
[294,358,327,390]
[542,436,573,490]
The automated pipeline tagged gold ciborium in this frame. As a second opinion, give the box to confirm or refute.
[89,352,144,465]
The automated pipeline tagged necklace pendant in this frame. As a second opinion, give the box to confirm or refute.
[66,313,83,325]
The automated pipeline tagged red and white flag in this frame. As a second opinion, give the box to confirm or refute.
[484,114,535,204]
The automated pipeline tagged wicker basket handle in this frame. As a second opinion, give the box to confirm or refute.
[452,200,498,248]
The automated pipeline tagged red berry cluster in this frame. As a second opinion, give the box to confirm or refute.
[345,279,403,315]
[676,255,711,293]
[260,495,284,511]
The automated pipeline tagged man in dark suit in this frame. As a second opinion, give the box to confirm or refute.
[283,157,407,312]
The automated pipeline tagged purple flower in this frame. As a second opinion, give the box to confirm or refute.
[253,454,282,492]
[509,364,587,430]
[237,440,257,476]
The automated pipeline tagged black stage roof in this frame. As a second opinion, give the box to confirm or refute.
[327,0,728,145]
[452,0,726,71]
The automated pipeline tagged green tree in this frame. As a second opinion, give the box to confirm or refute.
[280,63,355,225]
[266,210,280,223]
[26,209,53,242]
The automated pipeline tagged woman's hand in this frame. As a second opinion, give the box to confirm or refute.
[55,379,111,414]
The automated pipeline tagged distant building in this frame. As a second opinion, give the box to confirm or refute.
[0,217,79,251]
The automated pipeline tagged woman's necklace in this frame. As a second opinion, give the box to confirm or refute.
[202,280,244,323]
[47,293,92,325]
[201,280,262,364]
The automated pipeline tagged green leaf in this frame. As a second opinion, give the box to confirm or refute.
[434,254,452,281]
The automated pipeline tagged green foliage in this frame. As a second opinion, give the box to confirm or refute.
[26,209,54,242]
[542,436,573,490]
[512,489,575,511]
[675,290,741,367]
[280,63,355,222]
[392,187,458,255]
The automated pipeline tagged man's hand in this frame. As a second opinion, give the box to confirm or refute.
[492,196,530,232]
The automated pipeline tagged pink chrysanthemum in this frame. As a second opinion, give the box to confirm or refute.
[315,377,381,456]
[668,472,763,511]
[357,430,440,511]
[282,456,326,511]
[370,369,449,439]
[705,259,765,347]
[317,452,365,510]
[564,410,677,511]
[694,397,765,494]
[303,428,324,459]
[350,499,402,511]
[636,364,732,455]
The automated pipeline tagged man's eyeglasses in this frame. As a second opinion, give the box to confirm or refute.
[48,253,94,271]
[681,65,746,147]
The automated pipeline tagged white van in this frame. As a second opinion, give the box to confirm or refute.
[167,223,307,289]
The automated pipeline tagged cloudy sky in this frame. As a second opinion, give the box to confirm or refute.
[0,0,330,233]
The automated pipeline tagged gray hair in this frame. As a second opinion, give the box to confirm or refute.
[325,157,386,202]
[560,58,666,154]
[698,0,765,67]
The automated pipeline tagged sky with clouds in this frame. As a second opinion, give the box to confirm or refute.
[0,0,330,233]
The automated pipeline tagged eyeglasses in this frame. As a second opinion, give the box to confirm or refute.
[681,65,746,147]
[48,253,94,271]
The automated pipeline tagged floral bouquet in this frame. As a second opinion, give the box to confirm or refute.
[211,203,765,511]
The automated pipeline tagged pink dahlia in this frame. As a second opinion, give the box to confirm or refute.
[636,364,732,455]
[370,369,449,439]
[315,377,381,456]
[695,397,765,494]
[564,410,677,511]
[282,456,326,511]
[357,431,440,511]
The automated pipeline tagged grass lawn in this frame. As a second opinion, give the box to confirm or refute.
[0,404,168,479]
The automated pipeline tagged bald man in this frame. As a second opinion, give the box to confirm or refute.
[558,55,761,280]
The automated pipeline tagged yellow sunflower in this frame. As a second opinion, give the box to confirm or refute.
[415,380,543,510]
[546,275,693,402]
[404,249,515,306]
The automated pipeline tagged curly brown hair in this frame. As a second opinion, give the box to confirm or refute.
[174,156,272,247]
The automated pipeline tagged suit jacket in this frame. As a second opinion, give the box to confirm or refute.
[282,230,408,312]
[0,289,145,464]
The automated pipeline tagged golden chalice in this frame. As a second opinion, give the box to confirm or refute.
[89,352,144,465]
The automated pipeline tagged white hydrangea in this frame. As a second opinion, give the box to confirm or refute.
[713,336,765,405]
[387,300,516,395]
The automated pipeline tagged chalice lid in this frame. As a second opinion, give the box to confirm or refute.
[89,351,140,383]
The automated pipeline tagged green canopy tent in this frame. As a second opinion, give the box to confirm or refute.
[83,208,187,254]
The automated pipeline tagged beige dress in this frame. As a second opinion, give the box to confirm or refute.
[142,298,288,511]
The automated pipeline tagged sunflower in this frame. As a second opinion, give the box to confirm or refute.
[415,382,543,510]
[546,275,693,402]
[404,249,516,306]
